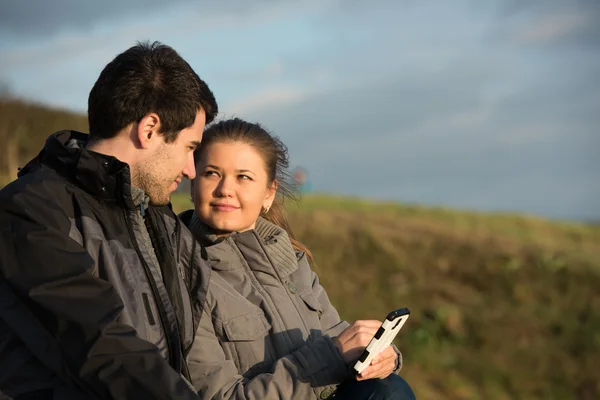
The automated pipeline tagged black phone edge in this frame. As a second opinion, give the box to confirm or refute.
[385,307,410,321]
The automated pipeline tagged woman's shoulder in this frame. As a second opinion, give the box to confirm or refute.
[177,208,195,225]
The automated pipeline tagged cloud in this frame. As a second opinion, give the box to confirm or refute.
[0,0,329,40]
[0,0,332,111]
[229,44,600,219]
[489,0,600,47]
[224,86,310,117]
[0,26,159,70]
[1,0,598,219]
[516,13,587,43]
[0,0,193,38]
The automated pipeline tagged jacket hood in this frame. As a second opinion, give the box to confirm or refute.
[19,130,140,210]
[180,210,300,276]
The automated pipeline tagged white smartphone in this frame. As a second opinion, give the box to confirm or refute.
[353,308,410,375]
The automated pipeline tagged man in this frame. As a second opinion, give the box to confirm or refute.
[0,41,217,399]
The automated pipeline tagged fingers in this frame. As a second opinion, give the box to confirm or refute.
[356,346,397,381]
[344,329,376,346]
[338,320,382,344]
[335,320,384,365]
[352,320,383,329]
[372,346,396,364]
[357,361,393,381]
[346,320,382,340]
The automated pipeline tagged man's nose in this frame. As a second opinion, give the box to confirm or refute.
[183,152,196,180]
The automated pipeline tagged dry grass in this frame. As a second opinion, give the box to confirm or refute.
[0,98,87,179]
[290,197,600,400]
[174,194,600,400]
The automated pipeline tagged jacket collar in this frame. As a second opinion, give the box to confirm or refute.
[185,212,299,277]
[18,130,141,210]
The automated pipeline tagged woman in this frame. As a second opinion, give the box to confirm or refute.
[180,118,415,400]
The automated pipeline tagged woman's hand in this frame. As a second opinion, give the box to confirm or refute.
[333,320,382,364]
[356,345,397,381]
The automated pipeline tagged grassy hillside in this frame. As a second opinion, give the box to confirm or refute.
[173,194,600,400]
[2,99,599,399]
[0,98,87,185]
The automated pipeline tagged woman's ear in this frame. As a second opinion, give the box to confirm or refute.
[264,179,278,210]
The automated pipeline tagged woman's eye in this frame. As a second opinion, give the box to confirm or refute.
[203,171,218,177]
[239,174,252,181]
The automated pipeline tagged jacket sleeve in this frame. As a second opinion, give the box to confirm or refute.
[187,306,349,400]
[309,262,403,373]
[0,188,199,399]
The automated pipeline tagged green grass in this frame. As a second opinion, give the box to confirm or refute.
[173,193,600,400]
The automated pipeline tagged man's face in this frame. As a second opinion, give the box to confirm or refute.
[137,109,206,205]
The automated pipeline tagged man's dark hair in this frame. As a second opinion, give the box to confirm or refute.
[88,41,218,143]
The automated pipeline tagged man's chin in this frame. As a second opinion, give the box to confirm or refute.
[150,200,171,207]
[148,194,171,207]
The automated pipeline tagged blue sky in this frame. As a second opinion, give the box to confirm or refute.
[1,0,599,220]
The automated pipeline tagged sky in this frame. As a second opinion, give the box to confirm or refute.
[1,0,599,221]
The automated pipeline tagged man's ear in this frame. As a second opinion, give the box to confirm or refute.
[137,113,161,149]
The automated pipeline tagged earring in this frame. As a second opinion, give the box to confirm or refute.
[263,206,270,214]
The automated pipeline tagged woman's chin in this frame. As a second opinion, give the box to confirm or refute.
[209,218,251,234]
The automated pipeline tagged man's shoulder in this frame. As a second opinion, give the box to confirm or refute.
[0,168,76,212]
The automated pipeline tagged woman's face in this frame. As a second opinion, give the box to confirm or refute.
[193,141,276,233]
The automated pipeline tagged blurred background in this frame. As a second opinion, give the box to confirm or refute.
[1,1,599,399]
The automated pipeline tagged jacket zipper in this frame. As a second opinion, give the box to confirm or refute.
[173,216,193,380]
[122,207,179,371]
